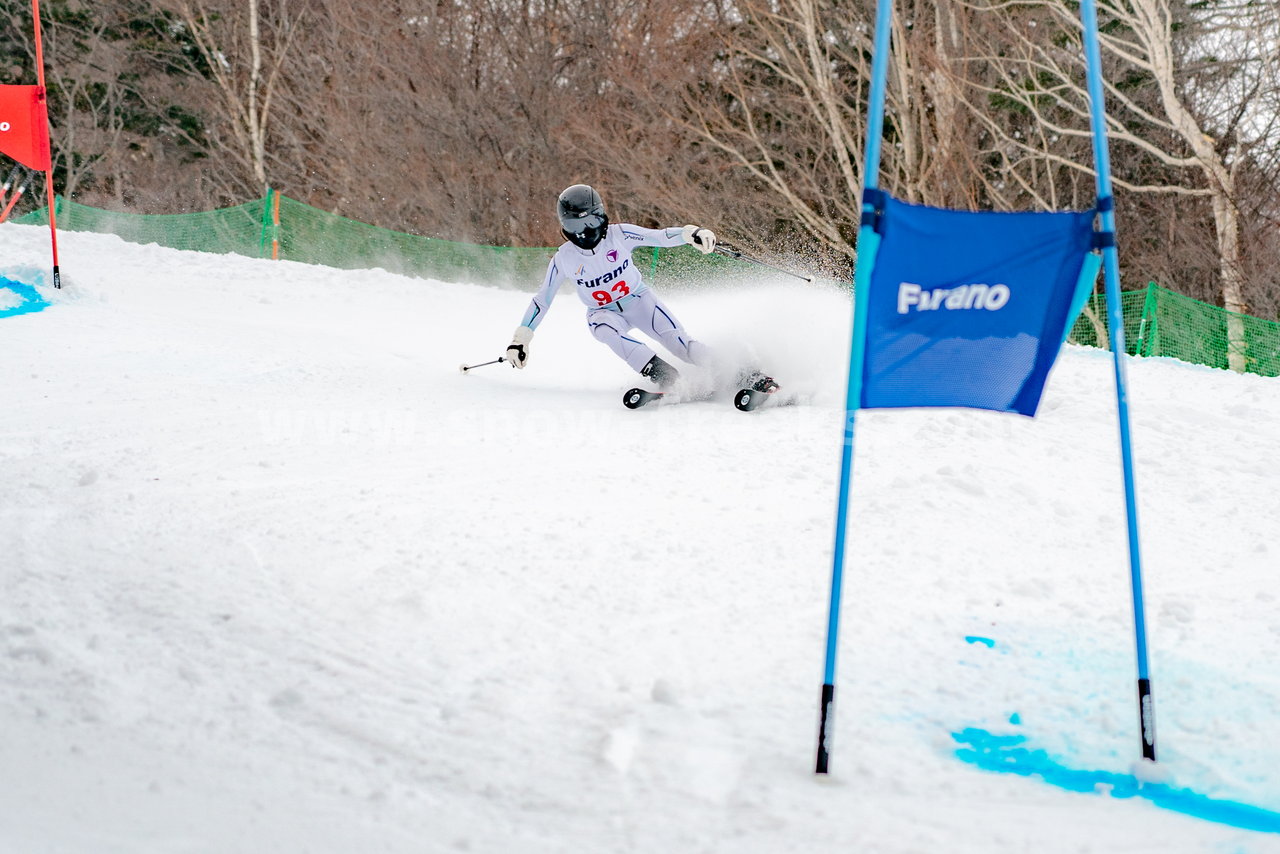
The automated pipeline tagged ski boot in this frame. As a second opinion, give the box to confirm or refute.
[738,369,780,394]
[641,355,681,390]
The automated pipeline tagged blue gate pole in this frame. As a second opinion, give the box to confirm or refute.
[1079,0,1157,762]
[815,0,894,775]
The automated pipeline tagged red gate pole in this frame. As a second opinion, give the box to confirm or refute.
[31,0,61,288]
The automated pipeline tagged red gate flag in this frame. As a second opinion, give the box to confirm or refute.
[0,85,52,171]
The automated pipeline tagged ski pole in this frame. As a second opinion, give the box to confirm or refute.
[714,243,814,282]
[0,168,34,224]
[459,357,506,373]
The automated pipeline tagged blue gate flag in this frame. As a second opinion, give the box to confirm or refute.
[858,192,1100,416]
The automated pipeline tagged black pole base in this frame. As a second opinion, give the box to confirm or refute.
[815,682,835,774]
[1138,678,1156,761]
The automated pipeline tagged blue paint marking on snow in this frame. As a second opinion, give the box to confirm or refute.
[964,635,996,648]
[1008,713,1022,726]
[953,728,1280,834]
[0,277,51,320]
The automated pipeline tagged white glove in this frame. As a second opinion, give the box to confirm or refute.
[506,325,533,369]
[681,225,716,254]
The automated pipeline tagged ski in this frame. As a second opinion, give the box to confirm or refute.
[733,371,782,412]
[625,371,782,411]
[622,387,717,409]
[733,387,801,411]
[623,387,665,409]
[734,387,774,411]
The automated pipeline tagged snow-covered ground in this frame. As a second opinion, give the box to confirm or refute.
[3,223,1279,853]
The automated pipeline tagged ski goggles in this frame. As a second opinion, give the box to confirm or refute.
[562,212,606,236]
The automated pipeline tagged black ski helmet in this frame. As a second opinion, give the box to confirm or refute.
[557,184,608,250]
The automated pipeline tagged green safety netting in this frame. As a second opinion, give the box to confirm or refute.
[1066,283,1280,377]
[1136,285,1280,377]
[14,193,1280,377]
[1066,288,1150,352]
[270,194,552,286]
[16,196,267,257]
[14,191,758,290]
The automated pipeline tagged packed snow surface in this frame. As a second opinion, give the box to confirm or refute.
[2,224,1280,853]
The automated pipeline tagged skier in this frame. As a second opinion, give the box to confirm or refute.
[504,183,776,396]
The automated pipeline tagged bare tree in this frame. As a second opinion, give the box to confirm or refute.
[956,0,1280,365]
[658,0,871,262]
[148,0,307,199]
[0,0,180,205]
[605,0,1008,268]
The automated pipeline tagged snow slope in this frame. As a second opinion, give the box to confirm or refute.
[2,223,1280,854]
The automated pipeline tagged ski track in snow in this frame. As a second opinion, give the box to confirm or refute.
[2,224,1280,853]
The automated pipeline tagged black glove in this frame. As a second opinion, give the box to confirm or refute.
[681,225,717,254]
[506,325,533,369]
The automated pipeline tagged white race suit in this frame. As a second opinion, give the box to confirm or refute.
[518,224,713,374]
